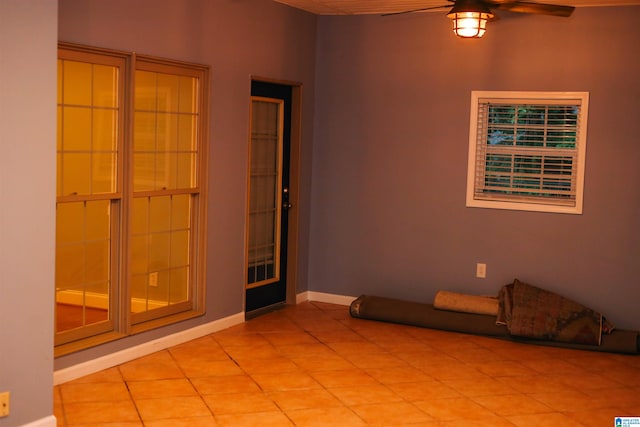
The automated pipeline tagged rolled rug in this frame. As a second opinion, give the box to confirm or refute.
[350,294,509,337]
[350,295,639,354]
[433,290,499,316]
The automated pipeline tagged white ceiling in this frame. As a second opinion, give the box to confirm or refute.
[273,0,640,14]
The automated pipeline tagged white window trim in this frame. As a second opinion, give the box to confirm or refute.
[466,90,589,214]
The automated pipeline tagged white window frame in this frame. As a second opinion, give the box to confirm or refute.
[466,91,589,214]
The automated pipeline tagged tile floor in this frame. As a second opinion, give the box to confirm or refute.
[54,301,640,426]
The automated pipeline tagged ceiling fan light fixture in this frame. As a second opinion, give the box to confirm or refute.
[447,0,494,38]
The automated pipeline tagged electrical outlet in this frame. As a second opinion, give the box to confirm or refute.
[0,391,9,417]
[476,263,487,279]
[148,271,159,287]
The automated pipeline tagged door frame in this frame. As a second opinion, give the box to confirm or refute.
[246,76,302,312]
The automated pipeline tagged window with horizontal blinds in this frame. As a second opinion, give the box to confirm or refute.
[466,91,589,214]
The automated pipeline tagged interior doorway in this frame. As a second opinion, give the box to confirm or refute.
[245,79,300,317]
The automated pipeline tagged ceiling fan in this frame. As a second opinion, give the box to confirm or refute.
[384,0,575,38]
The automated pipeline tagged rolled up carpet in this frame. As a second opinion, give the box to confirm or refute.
[433,290,499,316]
[350,295,639,355]
[350,294,509,337]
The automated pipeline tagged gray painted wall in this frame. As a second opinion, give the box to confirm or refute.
[309,6,640,330]
[55,0,317,368]
[0,1,57,426]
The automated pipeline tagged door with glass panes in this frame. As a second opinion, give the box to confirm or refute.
[245,81,292,314]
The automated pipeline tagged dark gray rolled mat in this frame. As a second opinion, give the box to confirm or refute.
[350,295,639,355]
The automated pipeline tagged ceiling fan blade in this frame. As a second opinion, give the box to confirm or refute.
[381,4,453,16]
[491,1,575,16]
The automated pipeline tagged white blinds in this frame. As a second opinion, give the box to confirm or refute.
[473,100,583,207]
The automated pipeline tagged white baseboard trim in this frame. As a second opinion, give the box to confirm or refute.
[296,290,310,304]
[20,415,57,427]
[54,312,244,385]
[302,291,357,306]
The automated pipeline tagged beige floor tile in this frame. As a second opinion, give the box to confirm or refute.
[374,340,436,355]
[561,351,617,366]
[398,350,459,369]
[506,412,580,426]
[565,407,633,427]
[119,351,184,381]
[268,388,343,411]
[310,368,379,388]
[327,341,383,357]
[310,301,349,312]
[127,378,197,399]
[134,396,211,421]
[59,382,130,403]
[291,317,347,333]
[222,343,281,362]
[55,302,640,427]
[168,336,227,361]
[528,389,600,412]
[350,401,434,426]
[364,365,433,384]
[553,371,622,390]
[441,375,517,397]
[235,356,300,374]
[291,355,356,372]
[495,374,570,394]
[582,387,640,409]
[250,371,322,391]
[413,396,499,421]
[176,358,244,378]
[346,352,410,369]
[563,352,636,373]
[403,326,467,342]
[191,375,261,395]
[143,416,218,427]
[328,384,403,406]
[63,400,140,424]
[212,331,271,347]
[599,365,640,386]
[202,391,279,414]
[440,418,516,427]
[517,357,591,375]
[534,345,588,360]
[468,360,538,377]
[215,411,295,426]
[308,328,368,343]
[431,338,486,354]
[415,362,486,381]
[471,393,553,416]
[66,423,143,427]
[285,406,367,426]
[387,380,462,402]
[480,343,556,362]
[443,347,509,364]
[276,342,342,359]
[262,331,320,346]
[364,329,422,345]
